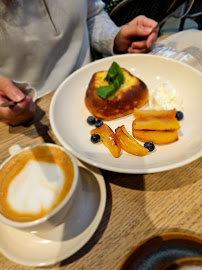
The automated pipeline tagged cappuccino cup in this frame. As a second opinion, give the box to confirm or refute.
[0,143,79,233]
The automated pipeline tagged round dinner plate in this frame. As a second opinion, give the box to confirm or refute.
[0,161,106,267]
[118,232,202,270]
[50,54,202,174]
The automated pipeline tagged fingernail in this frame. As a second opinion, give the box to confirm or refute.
[144,27,152,34]
[15,92,25,102]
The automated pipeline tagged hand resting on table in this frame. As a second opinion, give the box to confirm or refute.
[0,78,36,126]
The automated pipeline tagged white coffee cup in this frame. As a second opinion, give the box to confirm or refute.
[0,143,80,233]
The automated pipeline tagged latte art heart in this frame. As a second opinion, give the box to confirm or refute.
[7,161,65,214]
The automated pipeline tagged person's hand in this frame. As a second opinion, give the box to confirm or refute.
[0,78,36,125]
[114,15,159,54]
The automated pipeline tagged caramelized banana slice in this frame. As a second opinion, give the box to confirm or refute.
[132,130,179,144]
[115,125,148,156]
[91,123,121,158]
[132,117,180,131]
[134,108,176,119]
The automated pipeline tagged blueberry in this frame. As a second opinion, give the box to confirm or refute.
[95,120,103,128]
[90,133,100,143]
[144,141,155,152]
[176,111,184,121]
[87,116,96,125]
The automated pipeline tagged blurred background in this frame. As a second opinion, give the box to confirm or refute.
[103,0,202,35]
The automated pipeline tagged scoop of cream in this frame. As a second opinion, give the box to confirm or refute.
[149,81,183,111]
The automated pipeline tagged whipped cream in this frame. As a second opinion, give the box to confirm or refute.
[149,81,183,111]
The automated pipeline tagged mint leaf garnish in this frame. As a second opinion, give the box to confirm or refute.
[95,62,124,99]
[95,85,115,99]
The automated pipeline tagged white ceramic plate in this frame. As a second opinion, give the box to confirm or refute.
[0,161,106,267]
[50,54,202,174]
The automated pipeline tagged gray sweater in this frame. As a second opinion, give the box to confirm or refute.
[0,0,120,98]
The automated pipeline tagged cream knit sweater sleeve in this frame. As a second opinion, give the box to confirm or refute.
[87,0,121,55]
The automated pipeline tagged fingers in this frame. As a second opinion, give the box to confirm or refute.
[146,30,158,49]
[119,15,158,54]
[128,43,150,53]
[137,15,158,29]
[0,77,36,125]
[128,26,158,53]
[114,14,159,54]
[0,95,36,126]
[139,17,159,47]
[132,24,153,38]
[0,78,25,102]
[129,38,151,53]
[126,15,157,37]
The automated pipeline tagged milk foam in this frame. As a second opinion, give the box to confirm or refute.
[7,160,65,213]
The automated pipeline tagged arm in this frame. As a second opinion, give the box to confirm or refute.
[87,0,121,55]
[87,1,158,55]
[0,78,36,126]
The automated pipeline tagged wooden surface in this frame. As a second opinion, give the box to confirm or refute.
[0,91,201,270]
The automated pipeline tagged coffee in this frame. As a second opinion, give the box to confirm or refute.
[0,145,75,222]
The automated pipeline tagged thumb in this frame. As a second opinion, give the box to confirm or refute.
[133,25,153,37]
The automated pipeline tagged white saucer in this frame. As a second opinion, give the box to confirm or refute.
[0,160,106,267]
